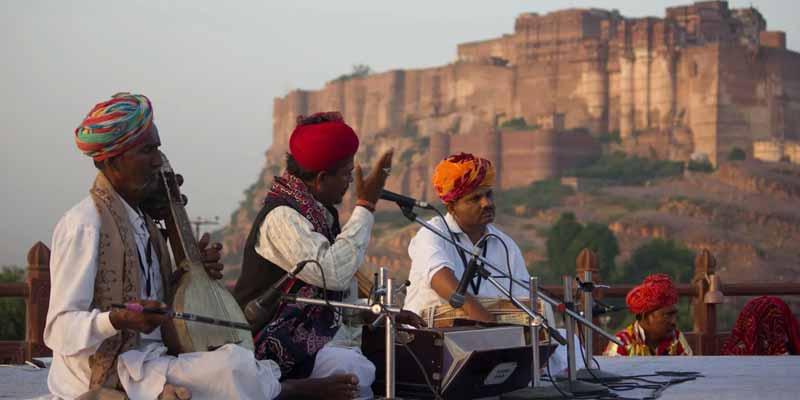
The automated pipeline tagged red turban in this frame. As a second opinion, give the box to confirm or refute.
[289,112,359,172]
[626,274,678,315]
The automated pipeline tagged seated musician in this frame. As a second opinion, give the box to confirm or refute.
[603,274,693,356]
[234,111,424,400]
[46,93,353,400]
[404,152,556,327]
[721,296,800,355]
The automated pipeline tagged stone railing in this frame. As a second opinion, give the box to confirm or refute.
[3,242,799,362]
[561,248,800,355]
[0,242,51,364]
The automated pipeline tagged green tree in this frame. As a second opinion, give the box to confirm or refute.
[544,213,619,283]
[617,239,695,284]
[565,222,620,280]
[0,266,25,340]
[727,147,747,161]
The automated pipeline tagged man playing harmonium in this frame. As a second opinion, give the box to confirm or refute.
[404,152,556,329]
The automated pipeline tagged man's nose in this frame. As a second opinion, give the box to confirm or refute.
[480,196,494,208]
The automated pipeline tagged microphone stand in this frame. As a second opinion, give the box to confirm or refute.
[282,267,404,400]
[575,271,622,383]
[503,277,566,399]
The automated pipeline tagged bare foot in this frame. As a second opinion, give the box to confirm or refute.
[158,383,192,400]
[280,374,359,400]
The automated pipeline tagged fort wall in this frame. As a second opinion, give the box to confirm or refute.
[269,1,800,178]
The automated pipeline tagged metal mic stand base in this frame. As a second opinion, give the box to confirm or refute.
[501,385,568,399]
[575,367,624,383]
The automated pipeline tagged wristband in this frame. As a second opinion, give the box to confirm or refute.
[356,199,376,212]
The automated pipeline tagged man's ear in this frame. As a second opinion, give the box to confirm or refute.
[310,170,327,191]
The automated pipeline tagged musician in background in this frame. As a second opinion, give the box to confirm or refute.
[235,111,424,400]
[603,274,693,356]
[405,152,555,325]
[46,93,347,400]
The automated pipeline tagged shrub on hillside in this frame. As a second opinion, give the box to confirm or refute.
[497,179,574,215]
[727,147,747,161]
[566,152,684,185]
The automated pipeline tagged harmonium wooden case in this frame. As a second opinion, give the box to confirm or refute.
[362,324,557,399]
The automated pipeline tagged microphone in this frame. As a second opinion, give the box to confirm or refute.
[380,189,434,209]
[591,304,627,316]
[244,260,310,332]
[448,241,486,308]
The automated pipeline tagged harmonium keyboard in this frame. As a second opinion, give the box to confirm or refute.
[362,324,557,399]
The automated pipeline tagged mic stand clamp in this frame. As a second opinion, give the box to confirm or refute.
[283,267,405,400]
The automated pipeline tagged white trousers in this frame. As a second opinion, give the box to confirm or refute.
[310,345,376,400]
[117,343,282,400]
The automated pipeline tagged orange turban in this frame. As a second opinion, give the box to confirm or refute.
[432,153,495,203]
[626,274,678,315]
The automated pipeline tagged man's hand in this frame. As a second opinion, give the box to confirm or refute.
[109,299,167,333]
[198,232,224,280]
[355,150,393,205]
[396,310,427,328]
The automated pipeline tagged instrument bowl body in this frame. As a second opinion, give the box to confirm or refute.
[171,263,254,353]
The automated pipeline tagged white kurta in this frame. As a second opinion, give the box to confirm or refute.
[405,213,585,374]
[405,213,555,323]
[255,205,374,291]
[45,194,281,400]
[255,203,376,398]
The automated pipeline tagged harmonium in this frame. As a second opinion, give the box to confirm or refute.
[420,298,551,342]
[362,324,557,399]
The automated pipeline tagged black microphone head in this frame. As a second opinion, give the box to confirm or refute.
[449,293,466,308]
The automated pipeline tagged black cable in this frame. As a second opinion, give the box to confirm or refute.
[479,233,513,296]
[397,340,444,400]
[300,259,342,319]
[543,334,571,398]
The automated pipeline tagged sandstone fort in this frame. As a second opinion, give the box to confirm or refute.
[218,1,800,282]
[262,1,798,201]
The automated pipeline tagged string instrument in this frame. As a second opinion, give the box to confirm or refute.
[157,153,253,353]
[420,297,547,329]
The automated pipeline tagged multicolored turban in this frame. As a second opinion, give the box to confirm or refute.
[432,153,495,203]
[75,93,154,161]
[626,274,678,315]
[289,112,359,171]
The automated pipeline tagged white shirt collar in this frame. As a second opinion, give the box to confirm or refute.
[117,193,148,237]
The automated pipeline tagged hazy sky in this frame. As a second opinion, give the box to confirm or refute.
[1,0,797,266]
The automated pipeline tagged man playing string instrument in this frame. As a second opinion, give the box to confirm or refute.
[234,111,424,400]
[46,93,353,400]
